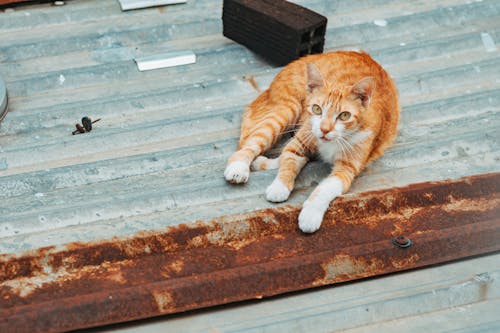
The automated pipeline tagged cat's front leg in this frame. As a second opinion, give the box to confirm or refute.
[265,136,309,202]
[225,112,293,184]
[298,176,344,233]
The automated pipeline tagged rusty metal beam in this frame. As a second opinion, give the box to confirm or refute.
[0,0,66,6]
[1,173,499,332]
[0,0,44,5]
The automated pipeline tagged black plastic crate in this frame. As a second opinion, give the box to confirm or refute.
[222,0,327,66]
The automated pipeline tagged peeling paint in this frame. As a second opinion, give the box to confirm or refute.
[317,255,382,285]
[392,254,421,269]
[153,289,174,313]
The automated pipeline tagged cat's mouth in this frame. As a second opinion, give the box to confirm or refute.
[319,135,331,142]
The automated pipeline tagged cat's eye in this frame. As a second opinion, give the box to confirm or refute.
[311,104,322,115]
[338,111,351,121]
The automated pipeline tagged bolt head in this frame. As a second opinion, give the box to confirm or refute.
[81,117,93,131]
[392,235,412,248]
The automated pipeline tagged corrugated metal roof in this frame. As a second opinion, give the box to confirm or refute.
[1,0,498,252]
[0,0,499,331]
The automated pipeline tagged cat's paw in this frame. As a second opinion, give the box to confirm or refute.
[298,205,324,233]
[224,161,250,184]
[265,178,291,202]
[251,156,279,171]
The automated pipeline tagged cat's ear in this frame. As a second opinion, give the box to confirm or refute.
[351,77,376,108]
[306,63,324,93]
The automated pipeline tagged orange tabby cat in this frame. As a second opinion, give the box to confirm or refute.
[225,51,400,233]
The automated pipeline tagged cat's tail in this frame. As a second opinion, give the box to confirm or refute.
[250,156,280,171]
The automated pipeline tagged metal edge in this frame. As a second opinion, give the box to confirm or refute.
[1,172,499,332]
[0,74,7,123]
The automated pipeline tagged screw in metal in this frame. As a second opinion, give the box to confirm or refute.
[72,124,85,135]
[392,235,412,248]
[72,117,101,135]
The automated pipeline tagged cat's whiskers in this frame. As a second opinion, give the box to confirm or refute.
[334,137,349,159]
[279,128,300,135]
[279,120,307,135]
[342,137,357,159]
[335,136,357,160]
[277,119,314,157]
[298,132,316,156]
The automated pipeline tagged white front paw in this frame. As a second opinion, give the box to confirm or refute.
[224,161,250,184]
[265,178,291,203]
[298,205,325,233]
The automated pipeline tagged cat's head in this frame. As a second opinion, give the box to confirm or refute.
[305,62,375,142]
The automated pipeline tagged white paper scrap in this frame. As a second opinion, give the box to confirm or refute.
[373,19,388,27]
[480,32,497,52]
[118,0,187,11]
[135,51,196,71]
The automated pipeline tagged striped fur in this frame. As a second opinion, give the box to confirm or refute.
[225,51,400,233]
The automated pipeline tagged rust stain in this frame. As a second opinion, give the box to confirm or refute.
[153,289,174,313]
[391,254,421,269]
[315,255,383,286]
[441,197,499,213]
[243,74,261,93]
[161,259,185,278]
[2,258,130,299]
[0,172,499,332]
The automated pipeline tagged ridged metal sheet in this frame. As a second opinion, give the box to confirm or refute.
[0,0,499,331]
[0,0,498,252]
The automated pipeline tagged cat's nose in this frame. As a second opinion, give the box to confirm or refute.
[320,122,332,134]
[320,125,331,135]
